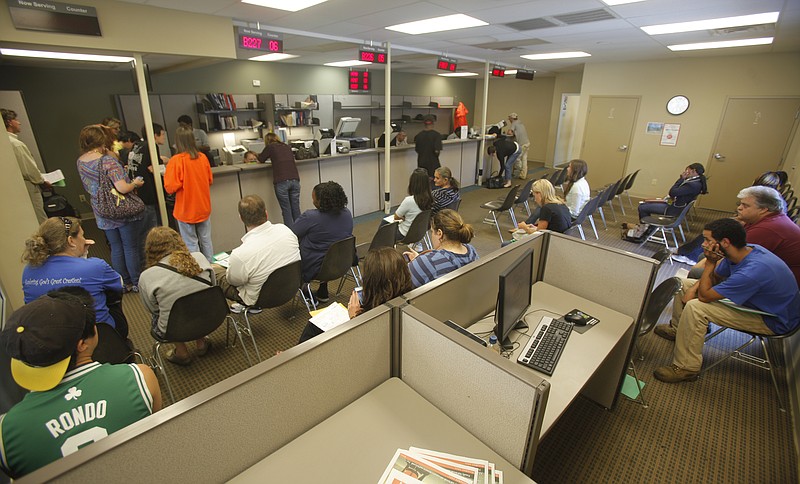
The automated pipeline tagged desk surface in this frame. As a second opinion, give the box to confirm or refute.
[469,282,633,438]
[231,378,533,483]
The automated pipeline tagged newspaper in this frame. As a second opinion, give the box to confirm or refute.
[378,449,472,484]
[309,302,350,332]
[410,447,491,484]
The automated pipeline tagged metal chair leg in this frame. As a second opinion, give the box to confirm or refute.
[759,337,787,412]
[242,312,262,363]
[491,212,504,242]
[618,196,626,216]
[589,215,598,239]
[627,358,649,408]
[597,206,607,230]
[508,208,518,228]
[577,225,585,240]
[608,201,617,222]
[151,342,175,404]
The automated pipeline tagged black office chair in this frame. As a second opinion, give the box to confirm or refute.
[599,178,624,225]
[357,222,398,261]
[514,178,535,217]
[651,247,674,267]
[593,182,618,230]
[622,169,641,209]
[306,236,359,310]
[788,205,800,223]
[397,210,432,251]
[641,201,696,250]
[627,277,682,408]
[234,260,309,363]
[566,193,601,240]
[150,286,236,403]
[444,197,462,211]
[480,185,520,243]
[93,323,141,365]
[614,172,633,216]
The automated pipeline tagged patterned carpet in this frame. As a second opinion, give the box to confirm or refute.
[82,164,797,482]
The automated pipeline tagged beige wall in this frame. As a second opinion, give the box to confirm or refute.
[572,52,800,200]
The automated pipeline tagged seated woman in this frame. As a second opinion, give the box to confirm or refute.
[386,168,433,242]
[517,179,572,234]
[431,166,461,214]
[298,247,412,344]
[404,209,479,288]
[138,226,215,366]
[563,159,590,218]
[22,216,127,337]
[292,181,354,303]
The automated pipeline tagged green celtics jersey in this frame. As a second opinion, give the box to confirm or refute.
[0,362,153,478]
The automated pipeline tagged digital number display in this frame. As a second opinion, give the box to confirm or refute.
[491,66,505,77]
[359,50,387,64]
[239,35,283,53]
[436,57,457,72]
[349,70,370,93]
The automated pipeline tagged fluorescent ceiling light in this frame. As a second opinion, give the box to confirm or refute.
[249,53,298,61]
[504,69,518,75]
[324,60,372,67]
[668,37,774,51]
[0,48,134,63]
[602,0,646,4]
[386,14,487,35]
[438,72,478,77]
[242,0,327,12]
[520,51,591,60]
[642,12,779,35]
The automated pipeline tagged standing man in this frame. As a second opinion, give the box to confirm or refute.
[652,218,800,383]
[2,108,50,223]
[414,115,442,178]
[508,112,530,180]
[130,123,170,240]
[0,289,161,478]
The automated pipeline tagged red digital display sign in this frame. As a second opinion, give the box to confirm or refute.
[491,66,505,77]
[349,70,370,93]
[236,27,283,54]
[437,57,457,71]
[359,49,387,64]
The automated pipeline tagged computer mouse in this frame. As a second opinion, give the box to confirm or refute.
[565,312,586,326]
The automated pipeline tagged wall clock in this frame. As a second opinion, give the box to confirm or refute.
[667,95,690,115]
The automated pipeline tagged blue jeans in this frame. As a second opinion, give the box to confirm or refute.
[178,219,213,262]
[503,151,521,182]
[638,201,682,221]
[104,219,142,285]
[275,179,301,229]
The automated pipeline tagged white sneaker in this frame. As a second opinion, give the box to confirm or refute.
[230,303,245,314]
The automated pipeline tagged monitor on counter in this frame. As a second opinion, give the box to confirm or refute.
[335,117,361,138]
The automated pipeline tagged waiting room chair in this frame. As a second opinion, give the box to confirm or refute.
[514,178,535,217]
[397,210,432,251]
[785,196,797,213]
[234,260,310,364]
[93,323,141,365]
[306,236,360,310]
[641,201,695,250]
[357,222,398,261]
[594,182,619,229]
[480,185,520,243]
[566,193,601,240]
[622,169,641,209]
[702,306,800,412]
[599,178,624,224]
[444,198,462,211]
[788,205,800,223]
[627,277,683,408]
[651,247,674,267]
[615,172,633,216]
[150,286,236,403]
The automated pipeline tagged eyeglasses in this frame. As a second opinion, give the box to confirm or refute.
[59,217,72,237]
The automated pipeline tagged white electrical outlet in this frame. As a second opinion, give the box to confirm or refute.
[651,178,657,185]
[252,79,261,87]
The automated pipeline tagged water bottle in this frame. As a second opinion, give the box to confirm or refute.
[488,335,501,354]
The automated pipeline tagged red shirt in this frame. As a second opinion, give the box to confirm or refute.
[745,212,800,285]
[164,152,213,223]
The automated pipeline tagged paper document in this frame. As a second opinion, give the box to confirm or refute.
[42,170,65,185]
[309,302,350,331]
[384,215,396,224]
[213,252,230,268]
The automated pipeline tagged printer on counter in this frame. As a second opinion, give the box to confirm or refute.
[222,145,247,165]
[317,126,350,155]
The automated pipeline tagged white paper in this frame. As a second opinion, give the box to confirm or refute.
[42,169,65,184]
[309,302,351,332]
[384,215,395,224]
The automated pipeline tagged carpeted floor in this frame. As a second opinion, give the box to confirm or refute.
[81,162,797,483]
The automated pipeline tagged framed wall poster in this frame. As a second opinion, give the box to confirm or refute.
[646,122,663,134]
[660,123,681,146]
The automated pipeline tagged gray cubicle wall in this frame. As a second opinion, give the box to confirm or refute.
[23,308,394,483]
[400,306,548,476]
[404,234,546,326]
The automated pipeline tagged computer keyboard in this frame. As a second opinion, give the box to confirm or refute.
[517,316,573,376]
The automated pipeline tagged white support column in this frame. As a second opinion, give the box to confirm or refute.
[384,42,392,214]
[478,61,490,184]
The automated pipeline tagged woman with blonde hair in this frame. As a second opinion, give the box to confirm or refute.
[517,179,572,234]
[164,125,214,261]
[139,226,215,365]
[404,209,478,288]
[77,124,144,293]
[22,216,127,336]
[258,132,301,228]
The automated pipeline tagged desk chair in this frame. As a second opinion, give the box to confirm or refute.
[566,194,601,240]
[622,169,641,209]
[594,182,619,230]
[627,277,682,408]
[150,286,237,403]
[306,236,360,310]
[397,210,432,252]
[93,323,141,365]
[480,185,520,243]
[514,178,535,217]
[444,198,462,211]
[614,172,633,216]
[640,201,695,250]
[235,260,310,363]
[702,310,800,412]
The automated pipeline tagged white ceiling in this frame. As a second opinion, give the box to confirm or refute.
[7,0,800,76]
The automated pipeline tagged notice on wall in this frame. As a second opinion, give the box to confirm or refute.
[8,0,100,36]
[646,122,663,135]
[660,123,681,146]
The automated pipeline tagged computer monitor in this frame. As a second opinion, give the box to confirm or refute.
[494,248,533,349]
[335,117,361,138]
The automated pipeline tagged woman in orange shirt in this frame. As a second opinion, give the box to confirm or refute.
[164,126,214,261]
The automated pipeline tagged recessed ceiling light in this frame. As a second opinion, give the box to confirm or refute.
[642,12,779,35]
[520,52,591,60]
[504,69,518,75]
[0,48,134,63]
[601,0,646,5]
[249,53,298,61]
[668,37,774,51]
[242,0,327,12]
[438,72,478,77]
[386,14,487,35]
[324,60,372,67]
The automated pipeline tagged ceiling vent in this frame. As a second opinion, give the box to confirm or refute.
[711,24,773,36]
[473,39,550,51]
[505,17,559,31]
[553,9,616,25]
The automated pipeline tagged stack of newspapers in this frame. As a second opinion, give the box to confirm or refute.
[378,447,504,484]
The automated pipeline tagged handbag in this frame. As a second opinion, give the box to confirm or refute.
[94,158,145,220]
[483,171,505,189]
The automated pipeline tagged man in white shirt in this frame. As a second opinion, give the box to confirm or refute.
[3,108,50,223]
[213,195,300,311]
[507,112,530,180]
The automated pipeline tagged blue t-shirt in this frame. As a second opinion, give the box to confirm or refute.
[714,245,800,334]
[22,256,123,325]
[409,244,479,288]
[291,208,354,282]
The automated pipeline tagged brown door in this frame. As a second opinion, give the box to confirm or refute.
[581,96,640,188]
[701,97,800,212]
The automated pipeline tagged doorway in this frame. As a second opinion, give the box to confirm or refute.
[554,93,580,168]
[580,96,640,188]
[701,97,800,212]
